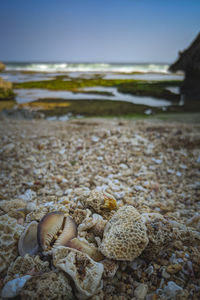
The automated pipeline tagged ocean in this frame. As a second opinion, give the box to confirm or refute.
[5,62,171,74]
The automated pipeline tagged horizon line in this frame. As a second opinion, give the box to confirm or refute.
[2,60,173,64]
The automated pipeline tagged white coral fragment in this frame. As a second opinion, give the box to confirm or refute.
[81,190,117,216]
[53,246,104,299]
[20,271,73,300]
[0,214,23,274]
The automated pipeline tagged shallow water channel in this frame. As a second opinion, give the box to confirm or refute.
[14,87,172,108]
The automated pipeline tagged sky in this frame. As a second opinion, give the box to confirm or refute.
[0,0,200,63]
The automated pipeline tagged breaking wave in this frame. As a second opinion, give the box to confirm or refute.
[5,62,170,74]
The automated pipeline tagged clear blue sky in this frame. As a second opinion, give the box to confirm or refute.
[0,0,200,63]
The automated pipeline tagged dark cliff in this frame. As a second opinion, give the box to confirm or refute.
[169,33,200,101]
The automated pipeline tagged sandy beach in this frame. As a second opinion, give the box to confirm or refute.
[0,117,200,299]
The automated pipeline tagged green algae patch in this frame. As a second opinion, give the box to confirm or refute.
[19,99,163,117]
[73,90,114,96]
[16,95,200,119]
[117,80,181,101]
[13,77,127,91]
[0,88,16,100]
[14,77,182,102]
[151,113,200,123]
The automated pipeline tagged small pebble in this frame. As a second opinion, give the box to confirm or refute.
[134,283,148,300]
[167,264,182,274]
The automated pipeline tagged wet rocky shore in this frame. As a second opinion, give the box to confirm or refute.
[0,118,200,299]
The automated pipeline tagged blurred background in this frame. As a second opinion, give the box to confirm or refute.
[0,0,200,120]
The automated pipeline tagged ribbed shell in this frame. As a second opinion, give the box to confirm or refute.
[37,212,64,250]
[53,216,77,248]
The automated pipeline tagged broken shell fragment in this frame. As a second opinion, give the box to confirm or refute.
[67,237,104,262]
[37,211,77,251]
[18,221,39,257]
[82,190,117,214]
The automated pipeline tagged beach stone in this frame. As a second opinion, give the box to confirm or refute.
[167,264,182,274]
[163,281,183,298]
[161,268,170,279]
[1,275,32,298]
[134,283,148,300]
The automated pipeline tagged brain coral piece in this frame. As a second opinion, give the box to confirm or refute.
[5,254,50,283]
[0,214,23,275]
[53,246,104,299]
[99,205,149,261]
[20,271,74,300]
[81,190,117,219]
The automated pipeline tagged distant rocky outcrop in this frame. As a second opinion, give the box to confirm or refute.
[0,77,12,90]
[0,77,15,100]
[169,33,200,101]
[0,62,5,72]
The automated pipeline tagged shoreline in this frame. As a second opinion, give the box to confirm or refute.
[1,68,199,122]
[0,117,200,299]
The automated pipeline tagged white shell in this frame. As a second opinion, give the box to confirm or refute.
[18,221,39,256]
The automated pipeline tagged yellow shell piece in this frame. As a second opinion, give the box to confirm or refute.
[102,196,117,210]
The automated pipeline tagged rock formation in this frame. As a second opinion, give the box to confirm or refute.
[169,32,200,101]
[0,61,5,72]
[0,77,12,90]
[0,77,14,100]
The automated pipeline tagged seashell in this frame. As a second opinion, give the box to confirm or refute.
[37,211,77,251]
[18,221,39,257]
[102,194,117,210]
[67,237,104,262]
